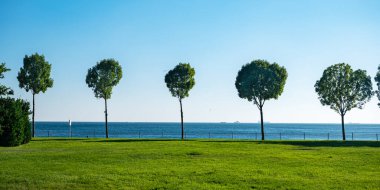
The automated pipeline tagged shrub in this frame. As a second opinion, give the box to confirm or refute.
[0,97,31,146]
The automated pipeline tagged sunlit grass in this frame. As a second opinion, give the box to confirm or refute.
[0,138,379,189]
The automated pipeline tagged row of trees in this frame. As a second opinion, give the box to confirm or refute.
[4,53,380,141]
[236,61,378,141]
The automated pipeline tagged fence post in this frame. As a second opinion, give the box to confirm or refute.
[327,133,329,140]
[376,134,378,142]
[352,132,354,141]
[232,132,234,139]
[71,130,73,138]
[304,132,306,140]
[161,131,164,138]
[93,129,96,138]
[255,132,257,140]
[280,133,282,140]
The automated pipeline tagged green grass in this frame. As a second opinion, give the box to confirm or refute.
[0,139,379,189]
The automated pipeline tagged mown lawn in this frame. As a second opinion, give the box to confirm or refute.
[0,139,379,189]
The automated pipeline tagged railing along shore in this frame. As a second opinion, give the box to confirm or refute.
[35,130,380,141]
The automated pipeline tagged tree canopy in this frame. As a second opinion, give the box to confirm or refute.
[235,59,287,140]
[165,63,195,100]
[165,63,195,140]
[0,63,10,78]
[375,65,380,107]
[17,54,53,95]
[315,63,373,116]
[235,59,287,109]
[85,59,123,100]
[17,53,54,137]
[0,63,13,97]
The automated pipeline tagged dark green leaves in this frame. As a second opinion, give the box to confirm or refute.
[17,53,53,95]
[0,97,31,146]
[315,63,373,115]
[235,59,287,108]
[165,63,195,99]
[86,59,123,99]
[375,65,380,107]
[0,63,10,79]
[0,63,14,97]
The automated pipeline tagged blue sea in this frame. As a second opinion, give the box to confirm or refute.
[35,122,380,141]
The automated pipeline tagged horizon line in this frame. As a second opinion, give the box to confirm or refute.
[34,121,380,125]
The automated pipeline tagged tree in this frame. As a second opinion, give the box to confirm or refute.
[86,59,122,138]
[375,65,380,107]
[0,63,13,97]
[17,54,53,137]
[235,60,287,140]
[315,63,373,140]
[165,63,195,140]
[0,63,31,146]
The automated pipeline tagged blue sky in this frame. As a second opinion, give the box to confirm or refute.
[1,0,380,123]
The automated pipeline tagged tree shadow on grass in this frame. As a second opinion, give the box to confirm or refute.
[84,138,183,143]
[32,138,182,143]
[261,141,380,147]
[199,140,380,147]
[32,138,87,142]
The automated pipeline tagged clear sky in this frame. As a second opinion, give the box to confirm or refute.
[1,0,380,123]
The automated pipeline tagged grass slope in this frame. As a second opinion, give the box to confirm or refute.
[0,139,379,189]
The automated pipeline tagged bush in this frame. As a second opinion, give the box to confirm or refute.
[0,97,31,146]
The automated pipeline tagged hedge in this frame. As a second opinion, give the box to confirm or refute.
[0,97,31,146]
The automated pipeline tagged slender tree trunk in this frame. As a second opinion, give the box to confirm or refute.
[341,114,346,141]
[179,98,184,140]
[259,106,265,140]
[105,98,108,138]
[32,93,35,138]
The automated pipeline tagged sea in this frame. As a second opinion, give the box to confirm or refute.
[35,122,380,141]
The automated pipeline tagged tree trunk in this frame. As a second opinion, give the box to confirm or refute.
[32,93,35,138]
[105,98,108,138]
[341,114,346,141]
[179,98,184,140]
[260,106,265,140]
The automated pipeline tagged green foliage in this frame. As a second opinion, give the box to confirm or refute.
[0,63,10,78]
[375,65,380,107]
[1,139,379,189]
[85,59,123,99]
[0,63,14,97]
[165,63,195,99]
[17,53,54,95]
[235,59,287,140]
[315,63,373,115]
[0,98,31,147]
[235,59,288,108]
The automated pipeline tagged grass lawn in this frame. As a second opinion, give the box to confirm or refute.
[0,139,379,189]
